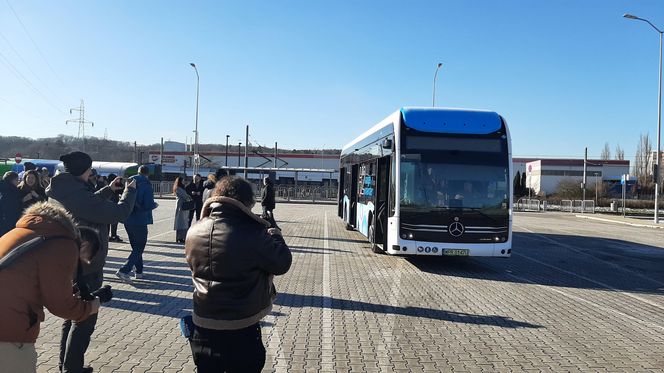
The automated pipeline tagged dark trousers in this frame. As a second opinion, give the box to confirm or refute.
[119,224,148,274]
[262,206,278,229]
[189,323,265,373]
[59,273,102,373]
[109,223,118,238]
[188,200,203,226]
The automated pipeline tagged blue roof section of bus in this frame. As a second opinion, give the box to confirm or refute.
[400,107,502,134]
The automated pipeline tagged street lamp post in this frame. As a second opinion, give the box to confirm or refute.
[190,63,200,175]
[238,142,242,171]
[624,14,663,223]
[432,62,443,107]
[225,135,230,167]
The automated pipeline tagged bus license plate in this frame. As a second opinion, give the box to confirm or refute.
[444,249,469,256]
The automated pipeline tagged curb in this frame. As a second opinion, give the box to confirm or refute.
[574,214,664,229]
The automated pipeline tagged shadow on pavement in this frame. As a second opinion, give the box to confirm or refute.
[407,232,664,295]
[274,293,541,329]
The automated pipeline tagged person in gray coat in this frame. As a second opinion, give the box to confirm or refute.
[173,176,190,243]
[46,151,137,373]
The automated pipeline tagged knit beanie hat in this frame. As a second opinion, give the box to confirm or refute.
[59,151,93,176]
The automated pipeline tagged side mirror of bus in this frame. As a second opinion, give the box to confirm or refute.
[381,139,392,149]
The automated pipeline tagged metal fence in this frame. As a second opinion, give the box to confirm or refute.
[515,198,541,212]
[151,181,337,202]
[274,185,337,202]
[151,181,175,197]
[562,199,595,213]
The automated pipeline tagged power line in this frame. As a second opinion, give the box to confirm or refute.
[0,29,67,108]
[0,96,55,122]
[5,0,66,86]
[0,50,65,114]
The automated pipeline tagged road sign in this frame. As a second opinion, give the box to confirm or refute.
[15,153,22,164]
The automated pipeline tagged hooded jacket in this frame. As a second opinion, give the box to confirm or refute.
[201,180,215,204]
[0,204,98,343]
[124,174,157,226]
[46,172,136,276]
[185,196,292,330]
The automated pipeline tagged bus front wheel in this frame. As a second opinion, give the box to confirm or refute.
[369,224,384,254]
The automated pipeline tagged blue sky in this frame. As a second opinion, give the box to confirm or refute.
[1,0,663,161]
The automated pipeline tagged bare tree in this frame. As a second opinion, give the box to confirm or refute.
[634,133,653,185]
[615,144,625,160]
[600,142,611,160]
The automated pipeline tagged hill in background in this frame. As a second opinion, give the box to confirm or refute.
[0,135,340,163]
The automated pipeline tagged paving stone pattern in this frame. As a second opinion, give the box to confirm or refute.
[35,202,664,372]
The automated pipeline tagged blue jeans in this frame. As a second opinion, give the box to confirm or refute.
[119,224,148,274]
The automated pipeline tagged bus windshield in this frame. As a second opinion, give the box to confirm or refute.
[400,153,509,211]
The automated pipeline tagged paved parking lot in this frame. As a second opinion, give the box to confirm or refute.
[36,201,664,372]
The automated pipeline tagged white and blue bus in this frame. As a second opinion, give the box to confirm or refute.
[338,107,512,257]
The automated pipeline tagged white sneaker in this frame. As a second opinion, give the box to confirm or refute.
[134,272,144,279]
[115,271,132,282]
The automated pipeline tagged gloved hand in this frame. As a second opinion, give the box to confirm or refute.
[91,285,113,303]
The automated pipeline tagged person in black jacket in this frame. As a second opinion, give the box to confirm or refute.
[260,177,278,228]
[185,176,291,373]
[107,173,124,242]
[0,172,22,237]
[186,174,204,226]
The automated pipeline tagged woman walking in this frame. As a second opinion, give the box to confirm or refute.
[260,177,278,228]
[173,176,190,243]
[18,169,47,209]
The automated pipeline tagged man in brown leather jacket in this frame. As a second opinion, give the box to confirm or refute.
[0,202,101,372]
[185,176,292,373]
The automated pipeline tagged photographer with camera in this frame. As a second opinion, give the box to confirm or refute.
[46,151,136,373]
[0,202,109,373]
[185,176,292,372]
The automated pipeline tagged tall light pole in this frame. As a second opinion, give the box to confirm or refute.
[238,142,242,170]
[225,134,230,166]
[432,62,443,107]
[190,63,200,175]
[624,13,663,223]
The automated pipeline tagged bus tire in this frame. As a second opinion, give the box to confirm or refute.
[369,224,383,254]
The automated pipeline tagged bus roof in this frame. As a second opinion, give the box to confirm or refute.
[401,107,502,134]
[341,107,504,153]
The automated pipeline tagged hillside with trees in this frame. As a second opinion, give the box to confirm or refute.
[0,135,341,163]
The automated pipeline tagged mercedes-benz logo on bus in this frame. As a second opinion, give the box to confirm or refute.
[449,222,465,237]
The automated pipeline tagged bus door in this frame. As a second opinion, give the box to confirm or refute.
[374,156,390,247]
[338,167,345,218]
[349,164,359,228]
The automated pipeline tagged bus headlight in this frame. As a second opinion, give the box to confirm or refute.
[417,246,424,252]
[407,233,414,239]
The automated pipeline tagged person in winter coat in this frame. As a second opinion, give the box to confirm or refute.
[46,151,136,373]
[186,174,204,226]
[173,176,190,243]
[0,202,101,373]
[40,167,51,189]
[106,173,124,242]
[201,174,216,204]
[116,166,158,282]
[260,177,278,228]
[0,171,23,237]
[185,176,292,373]
[18,170,47,209]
